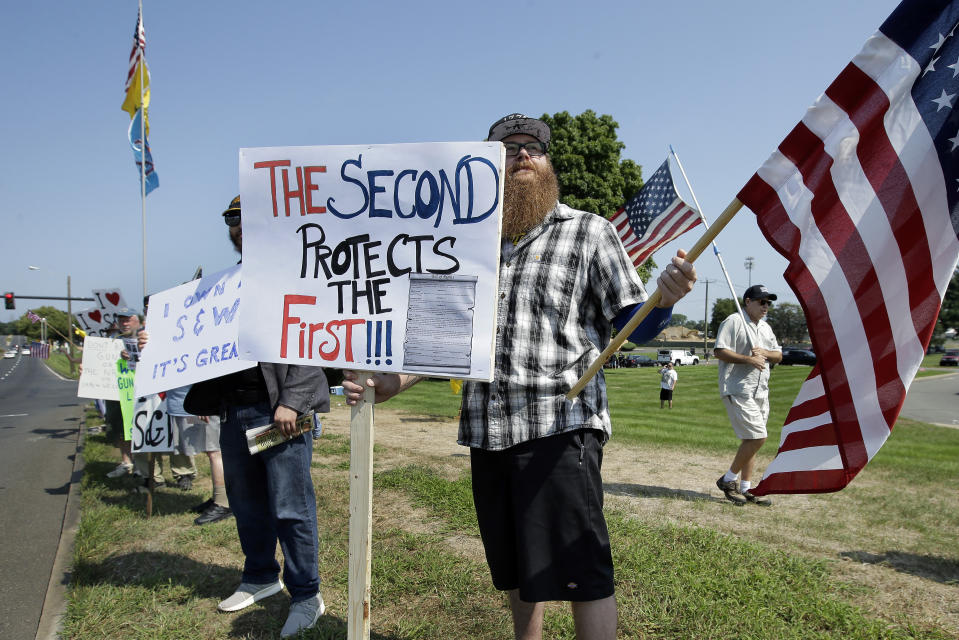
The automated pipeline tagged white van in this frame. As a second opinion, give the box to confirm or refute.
[657,349,699,366]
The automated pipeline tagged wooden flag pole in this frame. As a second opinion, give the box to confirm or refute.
[566,198,745,400]
[348,372,376,640]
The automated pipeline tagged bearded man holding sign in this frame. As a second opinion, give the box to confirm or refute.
[344,114,696,640]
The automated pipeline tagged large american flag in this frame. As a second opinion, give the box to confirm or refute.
[739,0,959,496]
[609,160,701,267]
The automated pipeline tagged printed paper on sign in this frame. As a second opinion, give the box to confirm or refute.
[238,141,504,382]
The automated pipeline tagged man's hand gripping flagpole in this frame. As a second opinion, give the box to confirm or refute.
[566,198,745,400]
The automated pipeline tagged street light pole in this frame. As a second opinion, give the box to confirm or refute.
[67,276,76,375]
[744,256,755,287]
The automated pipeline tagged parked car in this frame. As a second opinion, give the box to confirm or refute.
[780,348,817,366]
[657,349,699,366]
[940,349,959,366]
[625,354,656,368]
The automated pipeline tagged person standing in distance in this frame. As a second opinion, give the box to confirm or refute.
[714,284,781,506]
[659,361,677,409]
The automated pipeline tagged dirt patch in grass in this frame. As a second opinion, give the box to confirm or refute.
[323,400,959,636]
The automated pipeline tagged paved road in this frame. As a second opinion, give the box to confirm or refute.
[900,370,959,427]
[0,339,81,640]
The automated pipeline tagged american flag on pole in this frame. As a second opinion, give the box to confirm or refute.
[738,0,959,496]
[26,310,41,324]
[609,160,701,268]
[30,342,50,360]
[121,5,150,136]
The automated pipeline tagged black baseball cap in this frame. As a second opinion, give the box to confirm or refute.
[487,113,551,146]
[222,195,241,216]
[743,284,778,302]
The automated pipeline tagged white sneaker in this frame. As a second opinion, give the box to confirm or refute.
[106,462,133,478]
[217,579,285,612]
[280,592,325,637]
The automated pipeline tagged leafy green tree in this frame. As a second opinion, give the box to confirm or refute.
[709,298,738,338]
[15,306,72,342]
[540,110,654,282]
[766,302,808,345]
[669,313,688,327]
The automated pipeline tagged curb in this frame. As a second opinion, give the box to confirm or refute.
[35,405,86,640]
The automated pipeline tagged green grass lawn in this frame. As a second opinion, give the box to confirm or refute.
[65,362,959,639]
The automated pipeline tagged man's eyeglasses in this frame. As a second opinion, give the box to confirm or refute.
[756,299,772,307]
[504,141,547,157]
[224,212,241,227]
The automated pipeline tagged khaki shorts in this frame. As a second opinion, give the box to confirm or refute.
[173,415,221,455]
[722,394,769,440]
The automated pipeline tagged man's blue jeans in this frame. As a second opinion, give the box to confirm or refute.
[220,401,319,602]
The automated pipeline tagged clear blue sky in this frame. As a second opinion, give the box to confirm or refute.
[0,0,902,327]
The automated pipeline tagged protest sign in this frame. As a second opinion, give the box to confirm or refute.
[238,142,503,381]
[77,337,124,400]
[118,360,136,440]
[74,309,112,338]
[93,288,128,312]
[130,395,174,453]
[92,288,130,329]
[134,264,256,396]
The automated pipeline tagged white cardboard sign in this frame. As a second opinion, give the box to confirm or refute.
[77,337,124,400]
[238,142,503,381]
[130,394,174,452]
[134,265,256,396]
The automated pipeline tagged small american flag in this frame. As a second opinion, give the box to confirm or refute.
[30,342,50,360]
[121,6,150,136]
[124,8,146,96]
[609,160,701,267]
[738,0,959,495]
[26,310,41,324]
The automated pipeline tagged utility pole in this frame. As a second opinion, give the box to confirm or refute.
[67,276,75,376]
[744,256,755,287]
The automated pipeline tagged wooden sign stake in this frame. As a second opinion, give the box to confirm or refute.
[347,372,375,639]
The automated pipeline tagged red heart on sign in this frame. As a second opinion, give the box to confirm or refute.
[106,292,120,306]
[89,310,102,323]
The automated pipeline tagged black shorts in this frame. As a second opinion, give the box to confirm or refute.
[469,429,614,602]
[104,400,125,444]
[660,388,673,401]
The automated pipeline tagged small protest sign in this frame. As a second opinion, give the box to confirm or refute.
[92,288,130,329]
[134,264,256,396]
[74,309,112,338]
[77,337,124,400]
[118,360,136,440]
[237,142,504,381]
[131,395,174,453]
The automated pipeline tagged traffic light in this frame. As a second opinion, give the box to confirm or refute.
[3,292,13,310]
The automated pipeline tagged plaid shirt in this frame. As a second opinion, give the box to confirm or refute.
[459,203,648,451]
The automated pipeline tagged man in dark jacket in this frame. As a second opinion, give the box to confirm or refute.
[185,195,330,638]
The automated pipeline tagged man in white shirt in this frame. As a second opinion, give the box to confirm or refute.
[713,285,782,506]
[659,362,677,409]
